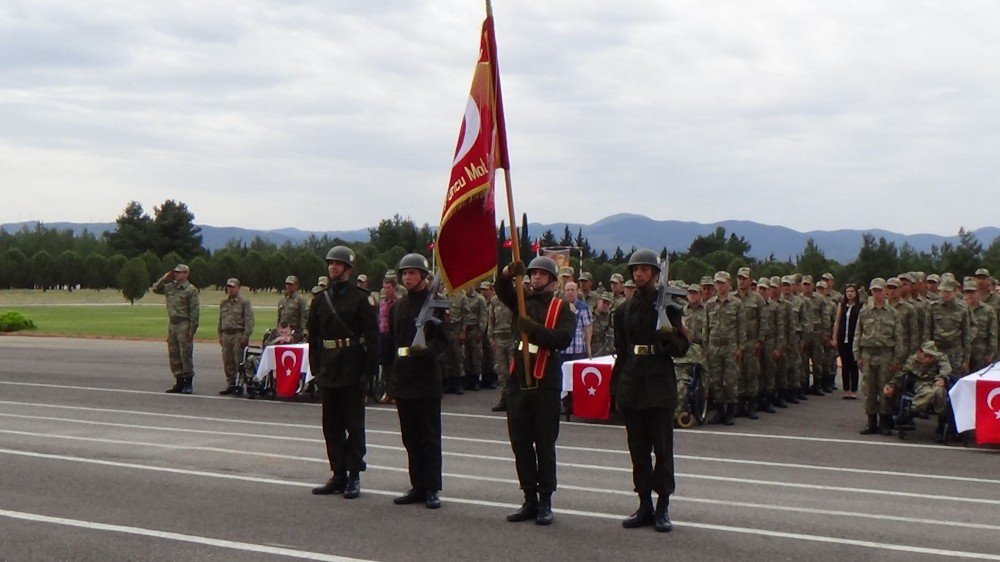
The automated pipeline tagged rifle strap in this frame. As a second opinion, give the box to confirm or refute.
[532,297,564,380]
[323,288,355,338]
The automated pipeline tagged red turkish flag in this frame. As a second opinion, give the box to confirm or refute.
[975,379,1000,445]
[274,346,304,398]
[572,361,612,420]
[436,16,507,292]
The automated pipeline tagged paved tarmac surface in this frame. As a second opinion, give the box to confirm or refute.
[1,335,998,561]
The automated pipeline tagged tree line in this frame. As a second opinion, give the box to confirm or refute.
[3,200,1000,303]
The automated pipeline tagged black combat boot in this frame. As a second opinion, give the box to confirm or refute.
[393,487,425,505]
[506,491,538,522]
[180,376,193,395]
[622,494,654,529]
[859,414,879,435]
[425,490,441,509]
[878,414,893,436]
[312,472,347,495]
[723,404,736,426]
[807,383,825,396]
[708,402,726,425]
[745,399,759,420]
[343,472,361,499]
[218,384,240,396]
[759,393,776,414]
[482,372,498,389]
[535,492,554,526]
[165,378,183,393]
[783,389,799,405]
[491,395,507,412]
[654,495,672,533]
[469,373,481,391]
[933,416,947,444]
[822,375,837,393]
[771,390,787,409]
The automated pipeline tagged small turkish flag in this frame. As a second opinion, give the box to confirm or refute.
[572,361,612,420]
[975,379,1000,445]
[274,345,304,398]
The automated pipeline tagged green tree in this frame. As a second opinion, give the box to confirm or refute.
[84,253,110,289]
[796,239,831,280]
[106,255,127,288]
[104,201,153,258]
[117,257,149,304]
[851,234,899,283]
[982,236,1000,276]
[152,199,205,258]
[161,251,185,272]
[138,251,162,286]
[939,227,982,275]
[55,250,85,288]
[188,256,214,289]
[2,248,27,288]
[30,250,54,290]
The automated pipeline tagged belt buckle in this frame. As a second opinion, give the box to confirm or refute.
[633,345,651,355]
[397,347,409,357]
[517,342,539,354]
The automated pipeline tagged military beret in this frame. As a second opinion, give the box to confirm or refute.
[869,277,886,290]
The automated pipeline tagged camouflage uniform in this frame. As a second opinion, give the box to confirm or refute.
[787,289,812,394]
[774,278,794,399]
[277,292,308,335]
[444,290,467,391]
[853,287,904,419]
[674,293,706,418]
[703,284,744,407]
[218,288,255,386]
[968,299,997,373]
[923,287,972,376]
[735,277,764,411]
[487,293,515,396]
[151,275,200,382]
[590,297,615,358]
[462,288,488,386]
[800,280,827,392]
[887,294,919,357]
[889,346,951,416]
[758,283,786,403]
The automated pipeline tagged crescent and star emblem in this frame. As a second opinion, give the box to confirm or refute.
[280,350,298,377]
[452,96,482,166]
[986,386,1000,420]
[580,366,603,397]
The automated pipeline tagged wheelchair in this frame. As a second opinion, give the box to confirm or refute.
[893,373,962,444]
[676,364,708,428]
[237,329,274,399]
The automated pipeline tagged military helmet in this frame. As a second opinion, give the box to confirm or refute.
[398,253,431,275]
[627,248,661,272]
[526,256,558,279]
[325,245,356,267]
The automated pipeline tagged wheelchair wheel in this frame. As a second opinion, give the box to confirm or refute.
[676,411,697,428]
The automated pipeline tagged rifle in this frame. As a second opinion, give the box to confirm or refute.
[655,256,687,330]
[411,277,451,348]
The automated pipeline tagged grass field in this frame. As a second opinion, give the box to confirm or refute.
[0,289,282,340]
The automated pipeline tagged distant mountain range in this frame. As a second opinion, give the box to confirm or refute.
[3,214,997,264]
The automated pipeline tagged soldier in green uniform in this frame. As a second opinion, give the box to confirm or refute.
[496,256,574,526]
[924,278,971,376]
[854,278,904,436]
[462,286,488,391]
[488,280,515,412]
[785,275,810,401]
[769,276,791,408]
[757,278,784,413]
[800,276,828,396]
[609,273,626,312]
[151,264,200,394]
[816,280,839,392]
[886,277,919,357]
[277,275,308,337]
[613,249,688,533]
[579,272,600,310]
[703,271,744,425]
[591,292,615,358]
[675,284,706,420]
[443,289,467,394]
[975,268,1000,356]
[735,267,764,419]
[964,281,997,373]
[217,278,254,396]
[924,274,942,302]
[883,340,951,440]
[308,246,379,500]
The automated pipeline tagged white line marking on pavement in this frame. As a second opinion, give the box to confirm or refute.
[2,403,996,487]
[3,428,998,507]
[1,381,974,451]
[0,507,374,562]
[1,448,998,560]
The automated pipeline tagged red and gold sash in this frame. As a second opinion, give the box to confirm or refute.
[532,297,564,380]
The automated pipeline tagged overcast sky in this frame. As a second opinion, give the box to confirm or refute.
[2,1,999,236]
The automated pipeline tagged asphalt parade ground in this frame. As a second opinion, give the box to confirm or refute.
[1,336,999,561]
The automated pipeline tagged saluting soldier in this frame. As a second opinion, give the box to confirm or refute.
[613,249,688,533]
[278,275,308,336]
[924,278,972,376]
[308,246,379,500]
[495,256,574,526]
[217,278,254,396]
[854,278,904,436]
[703,271,744,426]
[964,281,997,373]
[152,264,200,394]
[384,254,447,510]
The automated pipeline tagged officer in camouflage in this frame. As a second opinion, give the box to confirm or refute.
[854,278,904,436]
[217,277,254,396]
[277,275,308,337]
[152,264,200,394]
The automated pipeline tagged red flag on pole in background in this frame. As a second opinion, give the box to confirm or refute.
[435,15,509,291]
[571,360,613,420]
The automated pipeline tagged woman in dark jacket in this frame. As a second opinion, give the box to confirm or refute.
[831,284,861,399]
